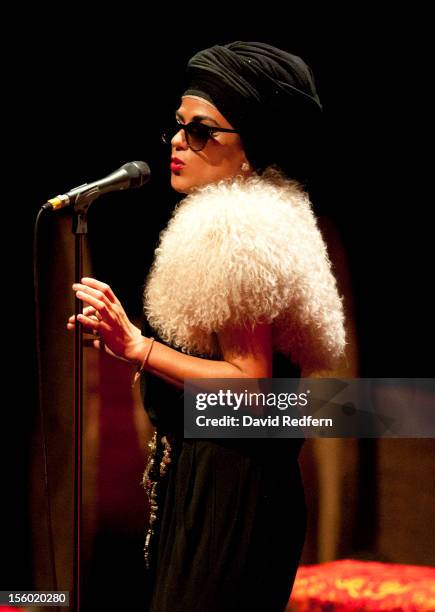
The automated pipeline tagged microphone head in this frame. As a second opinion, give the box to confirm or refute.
[121,161,151,187]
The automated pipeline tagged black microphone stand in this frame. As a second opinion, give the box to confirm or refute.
[72,195,95,612]
[40,162,150,611]
[66,163,148,609]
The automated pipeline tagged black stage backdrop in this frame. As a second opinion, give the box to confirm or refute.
[3,7,433,604]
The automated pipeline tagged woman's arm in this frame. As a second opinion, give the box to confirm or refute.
[132,321,273,388]
[70,277,272,388]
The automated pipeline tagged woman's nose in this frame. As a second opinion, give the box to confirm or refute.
[172,126,188,149]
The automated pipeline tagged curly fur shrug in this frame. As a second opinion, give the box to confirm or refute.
[143,169,346,372]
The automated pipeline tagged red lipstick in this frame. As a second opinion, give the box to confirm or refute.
[171,157,185,172]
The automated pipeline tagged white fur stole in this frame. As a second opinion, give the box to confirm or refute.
[143,172,346,371]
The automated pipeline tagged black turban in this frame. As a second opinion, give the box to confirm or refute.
[182,41,323,183]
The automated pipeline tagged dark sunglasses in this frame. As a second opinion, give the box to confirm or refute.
[161,118,239,152]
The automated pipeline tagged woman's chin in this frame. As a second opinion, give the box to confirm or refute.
[170,174,195,194]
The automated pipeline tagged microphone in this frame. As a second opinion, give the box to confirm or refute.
[43,161,151,211]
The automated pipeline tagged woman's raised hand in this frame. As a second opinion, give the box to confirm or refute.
[67,277,145,364]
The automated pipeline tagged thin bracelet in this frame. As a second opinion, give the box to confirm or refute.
[132,337,155,388]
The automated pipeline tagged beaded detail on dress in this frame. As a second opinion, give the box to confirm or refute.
[141,430,173,569]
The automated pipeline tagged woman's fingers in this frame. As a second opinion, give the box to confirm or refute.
[74,290,107,316]
[71,278,120,328]
[76,277,117,304]
[66,282,114,356]
[67,311,101,331]
[75,312,107,333]
[73,284,109,309]
[68,277,135,361]
[67,319,101,335]
[68,306,98,323]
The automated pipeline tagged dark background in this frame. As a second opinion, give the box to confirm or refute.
[3,6,433,603]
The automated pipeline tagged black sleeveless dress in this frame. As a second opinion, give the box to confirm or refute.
[140,317,307,612]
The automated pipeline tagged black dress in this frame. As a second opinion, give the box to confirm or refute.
[140,318,307,612]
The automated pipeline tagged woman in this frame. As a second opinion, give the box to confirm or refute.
[68,41,346,611]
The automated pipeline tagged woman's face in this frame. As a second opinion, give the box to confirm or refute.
[169,96,250,194]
